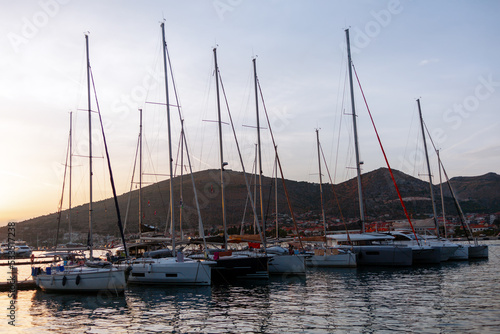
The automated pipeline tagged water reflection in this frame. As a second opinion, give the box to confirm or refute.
[7,242,500,333]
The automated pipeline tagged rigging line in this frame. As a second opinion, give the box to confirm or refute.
[55,132,71,250]
[402,102,417,175]
[123,134,140,233]
[165,38,208,250]
[257,80,304,250]
[218,70,266,249]
[165,40,184,121]
[351,64,420,245]
[89,67,128,257]
[331,53,348,184]
[262,147,278,237]
[319,141,353,248]
[422,122,474,242]
[239,149,256,235]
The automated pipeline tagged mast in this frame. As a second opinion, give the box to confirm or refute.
[275,146,278,239]
[179,119,184,241]
[213,47,228,250]
[417,99,440,237]
[253,58,266,249]
[69,111,73,243]
[85,33,93,259]
[345,28,365,232]
[316,129,327,241]
[437,150,448,238]
[139,108,143,237]
[161,22,176,251]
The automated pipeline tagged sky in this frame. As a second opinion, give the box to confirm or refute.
[1,0,499,226]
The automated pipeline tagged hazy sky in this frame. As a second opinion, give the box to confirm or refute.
[1,0,499,226]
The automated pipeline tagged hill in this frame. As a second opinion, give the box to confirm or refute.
[1,168,499,246]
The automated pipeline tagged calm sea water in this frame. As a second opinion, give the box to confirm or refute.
[1,241,499,333]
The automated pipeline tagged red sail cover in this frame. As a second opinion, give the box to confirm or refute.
[248,242,261,249]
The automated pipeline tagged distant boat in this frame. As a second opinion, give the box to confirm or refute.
[248,57,306,275]
[34,34,126,294]
[14,242,33,259]
[305,129,356,268]
[415,99,483,261]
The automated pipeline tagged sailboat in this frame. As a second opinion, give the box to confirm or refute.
[327,29,413,266]
[424,125,488,260]
[250,58,307,275]
[305,129,356,268]
[128,22,215,286]
[34,34,127,293]
[411,99,459,262]
[199,48,270,282]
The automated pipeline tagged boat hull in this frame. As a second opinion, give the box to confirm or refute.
[306,252,356,268]
[468,245,488,259]
[448,245,469,260]
[349,246,413,267]
[128,258,214,286]
[412,246,441,264]
[269,254,307,274]
[35,266,126,293]
[212,255,269,283]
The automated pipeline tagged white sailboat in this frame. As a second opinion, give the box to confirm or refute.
[35,34,126,293]
[128,22,215,285]
[250,58,306,275]
[305,129,356,268]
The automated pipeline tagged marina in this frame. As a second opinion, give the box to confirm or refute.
[1,241,499,333]
[1,1,500,333]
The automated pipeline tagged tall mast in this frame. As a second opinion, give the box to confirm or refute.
[161,22,176,250]
[253,58,266,249]
[85,33,93,259]
[213,47,228,250]
[274,146,278,239]
[417,99,440,237]
[345,28,365,231]
[316,129,327,240]
[179,119,184,241]
[69,111,72,243]
[139,108,143,237]
[437,150,448,238]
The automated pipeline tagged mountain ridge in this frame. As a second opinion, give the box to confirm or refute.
[1,168,499,245]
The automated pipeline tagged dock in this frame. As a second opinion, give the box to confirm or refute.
[0,280,37,292]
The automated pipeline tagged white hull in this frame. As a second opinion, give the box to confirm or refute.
[448,245,469,260]
[128,257,215,286]
[268,254,307,274]
[306,252,356,268]
[35,266,126,293]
